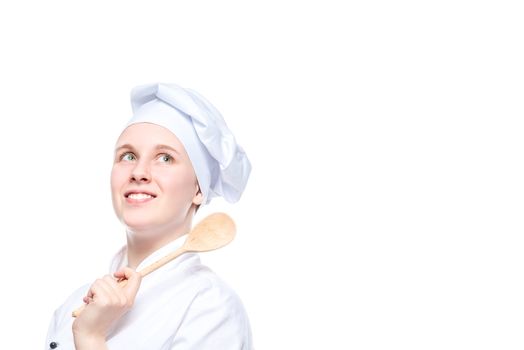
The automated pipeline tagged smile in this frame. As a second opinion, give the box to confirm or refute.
[125,191,157,204]
[128,193,153,200]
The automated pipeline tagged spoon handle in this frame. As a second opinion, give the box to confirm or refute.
[138,246,187,277]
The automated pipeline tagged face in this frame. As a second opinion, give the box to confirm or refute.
[111,122,202,236]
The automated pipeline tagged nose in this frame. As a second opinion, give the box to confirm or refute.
[130,159,151,183]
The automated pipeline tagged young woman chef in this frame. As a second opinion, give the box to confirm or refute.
[45,83,253,349]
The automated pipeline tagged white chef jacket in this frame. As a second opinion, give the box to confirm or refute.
[45,235,253,349]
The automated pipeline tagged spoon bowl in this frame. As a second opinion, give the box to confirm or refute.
[183,212,237,252]
[139,212,236,277]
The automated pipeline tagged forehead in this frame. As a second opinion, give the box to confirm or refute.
[115,122,185,151]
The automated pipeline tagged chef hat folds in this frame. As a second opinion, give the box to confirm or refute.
[124,83,251,205]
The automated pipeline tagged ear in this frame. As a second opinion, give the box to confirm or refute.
[192,186,203,206]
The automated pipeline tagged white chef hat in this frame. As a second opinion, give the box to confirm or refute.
[123,83,251,205]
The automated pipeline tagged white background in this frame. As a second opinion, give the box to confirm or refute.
[0,1,523,349]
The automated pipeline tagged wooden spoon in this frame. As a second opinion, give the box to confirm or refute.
[72,212,236,317]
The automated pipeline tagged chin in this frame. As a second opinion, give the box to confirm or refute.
[121,212,160,232]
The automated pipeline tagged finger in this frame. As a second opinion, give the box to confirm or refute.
[102,275,121,294]
[114,267,142,301]
[102,275,128,305]
[113,269,127,287]
[113,267,134,280]
[86,281,110,307]
[91,279,119,305]
[86,280,102,300]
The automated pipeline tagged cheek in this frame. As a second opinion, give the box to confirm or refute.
[111,167,127,186]
[159,170,197,199]
[110,167,128,198]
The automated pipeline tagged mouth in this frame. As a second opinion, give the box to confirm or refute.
[124,191,157,204]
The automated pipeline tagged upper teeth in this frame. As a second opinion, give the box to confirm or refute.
[128,193,153,199]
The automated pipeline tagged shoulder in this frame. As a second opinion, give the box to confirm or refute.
[172,263,253,348]
[186,262,244,308]
[46,281,91,341]
[51,282,90,322]
[177,261,250,328]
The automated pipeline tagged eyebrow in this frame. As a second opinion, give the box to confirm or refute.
[115,144,181,155]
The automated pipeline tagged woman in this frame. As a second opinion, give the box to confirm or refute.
[45,83,253,349]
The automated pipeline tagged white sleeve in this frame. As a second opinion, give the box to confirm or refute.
[44,308,61,350]
[44,283,90,350]
[44,309,59,350]
[171,284,253,350]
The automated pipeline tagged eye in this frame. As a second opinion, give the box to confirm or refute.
[158,153,174,163]
[120,152,136,162]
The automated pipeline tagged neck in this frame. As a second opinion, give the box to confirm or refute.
[125,216,193,270]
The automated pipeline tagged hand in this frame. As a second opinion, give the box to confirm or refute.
[72,267,142,344]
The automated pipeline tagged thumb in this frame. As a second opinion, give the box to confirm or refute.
[114,267,142,300]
